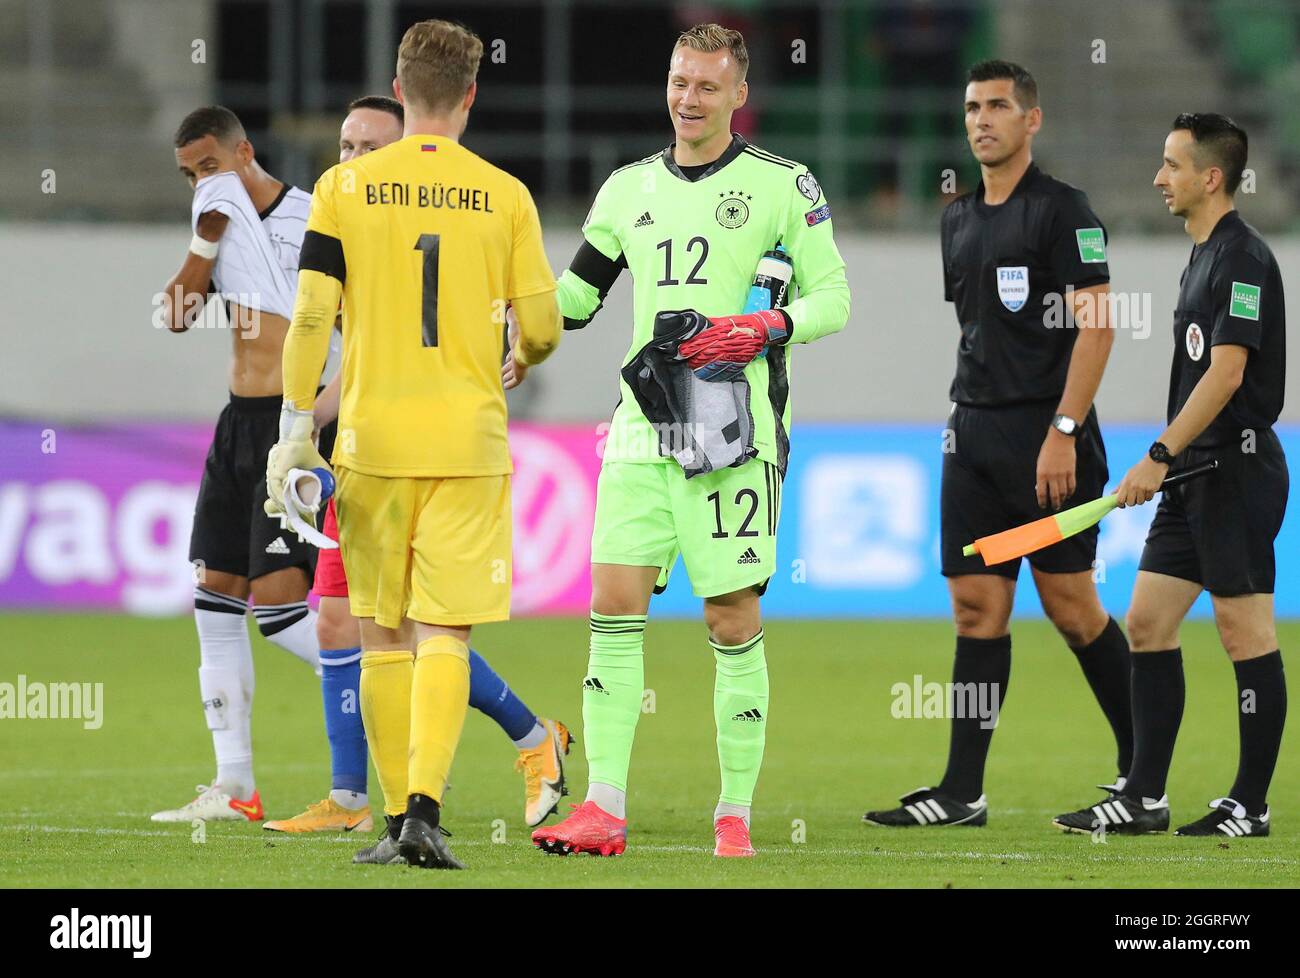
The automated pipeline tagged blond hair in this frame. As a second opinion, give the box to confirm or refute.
[673,23,749,81]
[397,19,484,114]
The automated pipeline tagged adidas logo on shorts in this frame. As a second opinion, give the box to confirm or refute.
[633,211,654,228]
[265,537,291,555]
[737,547,761,565]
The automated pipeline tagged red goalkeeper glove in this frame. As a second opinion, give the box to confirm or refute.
[675,308,790,382]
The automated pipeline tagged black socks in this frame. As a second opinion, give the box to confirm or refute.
[938,634,1011,803]
[1228,651,1287,815]
[1124,648,1185,801]
[405,793,440,829]
[385,813,405,841]
[1070,617,1135,778]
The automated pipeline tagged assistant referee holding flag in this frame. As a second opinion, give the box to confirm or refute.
[866,61,1135,827]
[1057,115,1287,838]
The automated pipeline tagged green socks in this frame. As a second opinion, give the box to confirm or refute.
[712,630,769,807]
[582,616,768,813]
[582,613,646,794]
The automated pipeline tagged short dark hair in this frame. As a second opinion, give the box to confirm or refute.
[967,59,1038,110]
[347,95,404,124]
[1171,112,1248,195]
[174,105,246,149]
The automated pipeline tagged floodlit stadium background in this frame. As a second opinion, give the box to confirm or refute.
[5,0,1300,619]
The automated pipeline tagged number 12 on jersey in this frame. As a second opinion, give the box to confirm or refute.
[656,236,709,286]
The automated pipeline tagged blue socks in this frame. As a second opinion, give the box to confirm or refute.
[320,647,367,794]
[469,649,540,744]
[322,646,539,796]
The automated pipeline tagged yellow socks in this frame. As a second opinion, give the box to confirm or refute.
[408,635,471,804]
[359,650,413,818]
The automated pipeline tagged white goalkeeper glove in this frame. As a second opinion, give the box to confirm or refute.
[264,403,331,521]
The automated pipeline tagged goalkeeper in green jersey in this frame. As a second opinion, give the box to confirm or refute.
[529,23,850,859]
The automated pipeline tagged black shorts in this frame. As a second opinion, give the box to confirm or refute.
[189,393,329,582]
[1139,433,1288,596]
[941,400,1109,579]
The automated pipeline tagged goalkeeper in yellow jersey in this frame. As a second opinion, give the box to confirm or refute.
[265,18,561,870]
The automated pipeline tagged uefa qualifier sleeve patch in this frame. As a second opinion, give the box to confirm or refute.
[804,204,831,227]
[1229,281,1261,321]
[1075,227,1107,263]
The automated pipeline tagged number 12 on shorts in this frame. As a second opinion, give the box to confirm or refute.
[708,488,762,539]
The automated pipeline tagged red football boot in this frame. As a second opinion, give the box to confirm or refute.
[531,800,627,856]
[713,815,755,857]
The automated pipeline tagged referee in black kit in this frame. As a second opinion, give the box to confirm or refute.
[1057,115,1287,838]
[865,61,1136,828]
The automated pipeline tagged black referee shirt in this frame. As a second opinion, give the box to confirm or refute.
[1169,209,1285,449]
[941,163,1110,406]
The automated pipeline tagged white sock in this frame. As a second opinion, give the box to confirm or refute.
[253,601,322,675]
[587,782,626,820]
[329,789,368,810]
[513,722,547,750]
[195,590,255,798]
[714,801,751,828]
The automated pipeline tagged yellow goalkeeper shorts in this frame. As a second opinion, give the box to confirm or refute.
[334,466,512,629]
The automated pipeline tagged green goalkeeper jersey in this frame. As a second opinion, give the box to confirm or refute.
[556,134,850,473]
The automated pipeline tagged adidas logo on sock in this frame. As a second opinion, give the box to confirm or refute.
[633,211,654,227]
[732,708,764,722]
[265,536,291,555]
[737,547,760,565]
[582,677,609,695]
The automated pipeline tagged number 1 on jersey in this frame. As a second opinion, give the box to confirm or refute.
[415,233,440,347]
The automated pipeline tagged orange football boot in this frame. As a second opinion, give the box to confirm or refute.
[515,718,573,826]
[264,797,373,833]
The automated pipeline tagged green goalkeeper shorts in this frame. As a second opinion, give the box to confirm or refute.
[590,459,782,598]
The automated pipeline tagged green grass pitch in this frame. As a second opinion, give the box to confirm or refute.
[1,613,1296,888]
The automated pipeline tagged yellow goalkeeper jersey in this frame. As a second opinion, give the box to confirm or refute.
[285,133,557,477]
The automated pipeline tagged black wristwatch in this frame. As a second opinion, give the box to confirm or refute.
[1148,441,1174,465]
[1051,414,1079,437]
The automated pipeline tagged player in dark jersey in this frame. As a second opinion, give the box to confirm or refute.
[865,61,1135,828]
[1056,115,1287,838]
